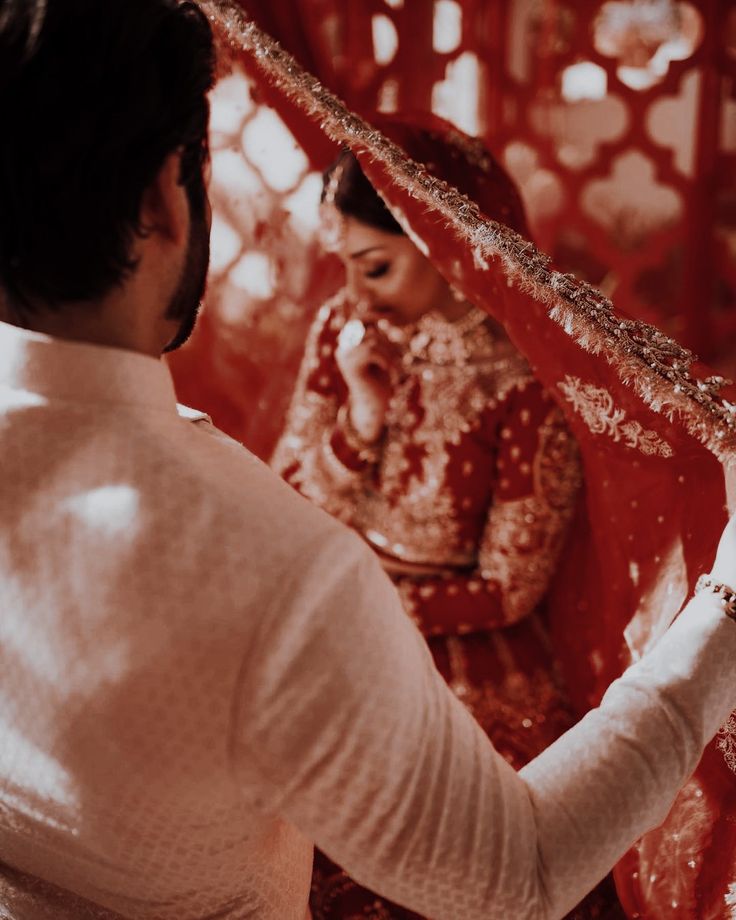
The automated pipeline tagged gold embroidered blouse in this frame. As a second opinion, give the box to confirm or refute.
[272,292,582,636]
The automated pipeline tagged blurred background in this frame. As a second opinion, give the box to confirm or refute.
[168,0,736,459]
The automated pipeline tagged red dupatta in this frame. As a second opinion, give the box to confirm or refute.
[201,3,736,916]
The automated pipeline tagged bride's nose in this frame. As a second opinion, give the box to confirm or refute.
[345,266,375,307]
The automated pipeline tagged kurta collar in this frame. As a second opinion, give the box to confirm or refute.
[0,320,179,414]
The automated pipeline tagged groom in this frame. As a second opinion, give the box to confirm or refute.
[1,2,736,919]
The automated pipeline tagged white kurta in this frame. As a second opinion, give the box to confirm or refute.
[0,318,735,920]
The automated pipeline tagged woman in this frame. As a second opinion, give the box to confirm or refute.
[272,117,624,919]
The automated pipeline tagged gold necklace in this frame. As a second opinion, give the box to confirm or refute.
[406,308,489,366]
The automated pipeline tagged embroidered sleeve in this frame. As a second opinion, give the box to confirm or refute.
[394,382,581,636]
[270,297,375,526]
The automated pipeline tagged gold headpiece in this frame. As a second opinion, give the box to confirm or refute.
[319,159,346,252]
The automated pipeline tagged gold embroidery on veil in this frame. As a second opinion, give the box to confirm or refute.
[558,375,673,458]
[717,714,736,775]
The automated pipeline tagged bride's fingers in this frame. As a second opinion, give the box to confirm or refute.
[348,338,396,370]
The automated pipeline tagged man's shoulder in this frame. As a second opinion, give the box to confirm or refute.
[161,407,355,558]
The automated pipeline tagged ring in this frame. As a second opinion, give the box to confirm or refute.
[338,319,366,351]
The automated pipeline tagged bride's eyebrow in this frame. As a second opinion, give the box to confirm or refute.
[349,246,387,259]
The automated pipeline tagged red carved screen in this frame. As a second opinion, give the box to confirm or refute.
[168,0,736,459]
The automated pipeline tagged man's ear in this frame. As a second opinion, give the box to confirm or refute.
[139,150,189,246]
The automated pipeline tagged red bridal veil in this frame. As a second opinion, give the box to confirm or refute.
[196,3,736,916]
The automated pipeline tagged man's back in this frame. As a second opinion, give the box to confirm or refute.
[6,1,736,915]
[7,316,736,920]
[0,321,344,917]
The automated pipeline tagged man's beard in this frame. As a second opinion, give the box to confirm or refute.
[162,208,210,354]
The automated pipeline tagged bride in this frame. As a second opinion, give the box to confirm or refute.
[272,114,623,919]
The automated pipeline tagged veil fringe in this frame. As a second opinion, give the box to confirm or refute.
[199,4,736,916]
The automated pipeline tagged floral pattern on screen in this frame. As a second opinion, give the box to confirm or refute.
[169,0,736,460]
[255,0,735,366]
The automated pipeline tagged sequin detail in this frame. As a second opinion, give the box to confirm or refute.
[357,317,531,566]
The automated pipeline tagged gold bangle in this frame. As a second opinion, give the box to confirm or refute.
[695,574,736,620]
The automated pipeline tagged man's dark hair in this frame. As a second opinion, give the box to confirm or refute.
[0,0,215,315]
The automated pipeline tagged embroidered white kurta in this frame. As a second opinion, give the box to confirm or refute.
[1,319,736,920]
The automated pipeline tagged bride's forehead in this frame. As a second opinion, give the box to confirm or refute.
[342,218,410,257]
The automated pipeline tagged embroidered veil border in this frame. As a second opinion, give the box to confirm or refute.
[197,4,736,916]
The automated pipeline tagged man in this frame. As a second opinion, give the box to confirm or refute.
[1,2,736,918]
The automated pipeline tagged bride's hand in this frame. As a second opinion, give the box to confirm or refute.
[336,322,398,442]
[710,515,736,586]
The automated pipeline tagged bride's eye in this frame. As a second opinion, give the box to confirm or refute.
[365,262,390,279]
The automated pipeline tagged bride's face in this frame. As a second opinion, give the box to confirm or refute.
[337,216,452,326]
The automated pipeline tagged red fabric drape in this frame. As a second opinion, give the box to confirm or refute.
[179,5,736,916]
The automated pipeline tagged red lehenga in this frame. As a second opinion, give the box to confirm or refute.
[203,6,736,917]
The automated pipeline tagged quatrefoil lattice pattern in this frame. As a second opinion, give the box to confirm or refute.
[168,0,736,460]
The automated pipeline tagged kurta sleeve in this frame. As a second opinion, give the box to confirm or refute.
[270,295,376,525]
[395,379,581,636]
[230,524,736,920]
